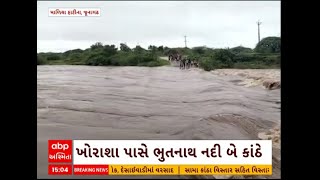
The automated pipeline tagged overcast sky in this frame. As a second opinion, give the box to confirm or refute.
[37,1,280,53]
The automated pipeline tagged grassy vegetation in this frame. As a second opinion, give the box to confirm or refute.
[185,37,280,71]
[37,36,280,70]
[37,43,170,67]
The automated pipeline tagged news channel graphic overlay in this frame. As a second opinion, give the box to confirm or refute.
[48,164,73,175]
[48,140,72,163]
[48,8,100,17]
[48,140,272,176]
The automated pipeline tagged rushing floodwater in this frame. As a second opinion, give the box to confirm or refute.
[37,65,280,179]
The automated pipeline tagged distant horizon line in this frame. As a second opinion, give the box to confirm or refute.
[37,45,250,53]
[37,36,281,53]
[36,44,264,53]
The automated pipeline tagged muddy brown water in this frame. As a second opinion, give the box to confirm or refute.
[37,65,280,179]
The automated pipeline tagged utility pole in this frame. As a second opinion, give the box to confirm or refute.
[257,20,262,43]
[184,35,187,48]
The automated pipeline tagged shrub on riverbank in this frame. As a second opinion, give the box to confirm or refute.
[37,55,47,65]
[194,38,280,71]
[83,51,169,67]
[198,51,280,71]
[38,43,169,67]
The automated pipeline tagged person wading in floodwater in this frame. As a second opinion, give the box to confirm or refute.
[168,54,173,62]
[186,58,192,69]
[180,56,186,70]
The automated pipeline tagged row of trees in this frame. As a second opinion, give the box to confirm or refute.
[37,36,280,70]
[37,42,170,67]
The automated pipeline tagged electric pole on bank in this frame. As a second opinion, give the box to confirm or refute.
[184,35,187,48]
[257,20,262,43]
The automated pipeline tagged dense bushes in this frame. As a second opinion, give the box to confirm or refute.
[195,37,281,71]
[37,36,280,69]
[199,49,235,71]
[85,53,154,66]
[86,54,110,66]
[198,52,280,71]
[38,42,169,67]
[230,46,253,54]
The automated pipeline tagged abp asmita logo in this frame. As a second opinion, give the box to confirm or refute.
[48,140,72,163]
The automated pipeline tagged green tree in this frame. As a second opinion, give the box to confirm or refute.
[148,45,157,51]
[164,49,178,56]
[148,45,158,57]
[192,46,206,55]
[91,42,103,50]
[213,49,235,68]
[229,46,253,54]
[103,45,117,56]
[157,46,164,53]
[133,45,145,54]
[255,37,281,53]
[45,53,62,61]
[120,43,131,52]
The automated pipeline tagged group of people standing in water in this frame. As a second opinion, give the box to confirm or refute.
[168,54,199,70]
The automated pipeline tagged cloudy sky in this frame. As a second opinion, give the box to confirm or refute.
[37,1,280,53]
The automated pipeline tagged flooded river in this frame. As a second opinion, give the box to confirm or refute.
[37,65,280,179]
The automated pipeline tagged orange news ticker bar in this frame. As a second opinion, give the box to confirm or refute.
[48,165,272,176]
